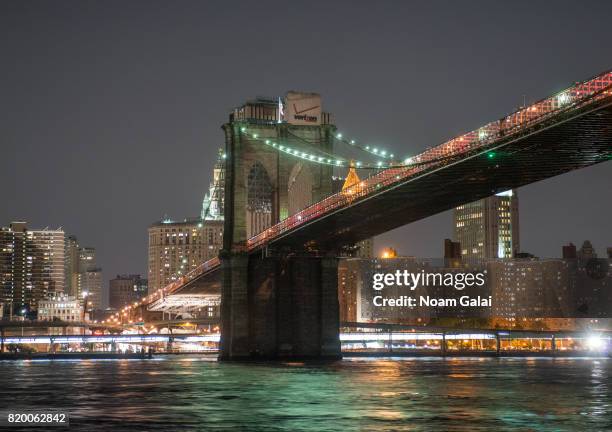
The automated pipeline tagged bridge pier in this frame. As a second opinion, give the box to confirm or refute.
[219,252,341,360]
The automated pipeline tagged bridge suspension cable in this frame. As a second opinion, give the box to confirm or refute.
[239,126,463,170]
[239,127,417,169]
[284,128,400,167]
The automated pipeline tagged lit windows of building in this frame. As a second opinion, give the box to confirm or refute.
[109,274,147,310]
[201,149,225,221]
[38,293,84,322]
[0,222,65,317]
[453,190,519,260]
[147,218,223,294]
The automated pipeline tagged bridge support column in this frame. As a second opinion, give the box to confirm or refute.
[219,253,251,359]
[319,256,342,358]
[219,253,341,360]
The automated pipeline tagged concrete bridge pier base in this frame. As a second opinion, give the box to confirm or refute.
[219,252,341,361]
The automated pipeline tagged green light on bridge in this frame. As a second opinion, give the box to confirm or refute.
[487,152,496,159]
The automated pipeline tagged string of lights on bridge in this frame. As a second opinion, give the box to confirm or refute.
[239,126,415,169]
[332,132,396,161]
[237,85,592,171]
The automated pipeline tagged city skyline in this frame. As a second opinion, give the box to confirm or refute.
[1,3,611,430]
[2,1,611,288]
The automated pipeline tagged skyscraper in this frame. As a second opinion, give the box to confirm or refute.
[82,268,103,310]
[488,258,572,320]
[201,149,225,221]
[64,235,79,297]
[149,147,226,294]
[0,222,65,316]
[147,218,223,294]
[63,236,103,309]
[453,190,520,260]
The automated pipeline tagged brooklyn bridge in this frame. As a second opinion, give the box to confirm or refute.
[109,69,611,360]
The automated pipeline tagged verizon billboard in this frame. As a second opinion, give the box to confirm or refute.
[284,91,321,125]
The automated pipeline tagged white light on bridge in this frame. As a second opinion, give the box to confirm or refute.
[557,92,571,106]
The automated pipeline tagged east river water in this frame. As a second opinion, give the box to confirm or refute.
[0,356,610,431]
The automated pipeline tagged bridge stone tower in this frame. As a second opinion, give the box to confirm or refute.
[220,93,342,360]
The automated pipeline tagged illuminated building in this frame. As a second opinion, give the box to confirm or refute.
[147,218,223,294]
[201,149,226,221]
[77,247,103,309]
[338,257,453,324]
[454,190,520,259]
[109,274,148,309]
[487,258,571,320]
[82,269,103,310]
[149,147,227,294]
[355,238,374,259]
[38,293,84,322]
[0,222,65,317]
[63,237,103,309]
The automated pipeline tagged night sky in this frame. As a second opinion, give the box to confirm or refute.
[2,1,611,304]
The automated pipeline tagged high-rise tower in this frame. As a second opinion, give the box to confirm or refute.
[453,190,520,260]
[0,221,65,316]
[201,149,226,221]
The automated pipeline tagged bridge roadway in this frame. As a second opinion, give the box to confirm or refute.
[132,68,612,312]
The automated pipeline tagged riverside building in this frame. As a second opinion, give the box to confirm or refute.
[0,222,65,317]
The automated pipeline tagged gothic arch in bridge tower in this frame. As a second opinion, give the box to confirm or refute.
[246,161,273,239]
[288,162,314,216]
